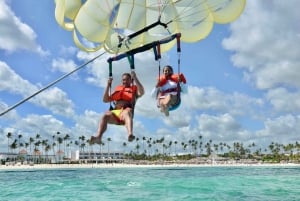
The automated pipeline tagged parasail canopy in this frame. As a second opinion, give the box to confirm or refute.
[55,0,246,54]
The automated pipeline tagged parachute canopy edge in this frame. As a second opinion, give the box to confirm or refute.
[54,0,247,53]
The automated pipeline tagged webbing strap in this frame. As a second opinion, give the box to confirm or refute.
[127,54,135,70]
[107,33,180,64]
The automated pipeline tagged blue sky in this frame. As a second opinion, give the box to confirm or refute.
[1,0,300,153]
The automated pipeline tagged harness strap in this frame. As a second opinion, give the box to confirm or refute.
[160,87,178,95]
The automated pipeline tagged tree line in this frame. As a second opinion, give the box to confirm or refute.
[3,131,300,163]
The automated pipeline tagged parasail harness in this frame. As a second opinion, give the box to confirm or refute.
[107,32,182,113]
[156,35,182,111]
[107,54,136,113]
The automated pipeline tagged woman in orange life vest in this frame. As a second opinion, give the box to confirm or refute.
[90,71,144,145]
[151,65,187,116]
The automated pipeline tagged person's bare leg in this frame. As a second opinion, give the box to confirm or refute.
[90,112,117,145]
[121,109,135,141]
[160,95,171,116]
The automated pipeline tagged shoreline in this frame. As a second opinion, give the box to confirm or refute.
[1,162,300,170]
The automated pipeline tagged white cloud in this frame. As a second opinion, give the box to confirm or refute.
[13,114,70,140]
[256,114,300,143]
[266,87,300,114]
[32,87,75,117]
[183,85,264,117]
[0,61,38,96]
[0,61,75,117]
[0,100,18,120]
[197,113,242,139]
[223,0,300,89]
[51,58,77,74]
[2,0,300,154]
[0,1,47,55]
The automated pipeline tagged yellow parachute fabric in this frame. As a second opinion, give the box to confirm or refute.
[55,0,246,53]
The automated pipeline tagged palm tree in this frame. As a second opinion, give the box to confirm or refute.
[79,136,85,152]
[57,136,63,160]
[198,135,203,156]
[135,137,140,153]
[25,142,29,156]
[135,144,140,154]
[213,143,219,155]
[100,142,105,158]
[181,142,187,153]
[64,134,70,156]
[148,143,152,156]
[41,139,48,156]
[45,144,51,163]
[52,141,57,158]
[17,134,23,153]
[174,141,178,155]
[147,137,152,156]
[51,134,55,156]
[29,137,34,155]
[123,142,127,154]
[107,138,111,155]
[35,133,41,141]
[158,137,164,154]
[66,141,72,158]
[205,141,212,156]
[6,132,12,153]
[10,139,18,153]
[199,141,203,156]
[142,136,146,153]
[192,140,198,155]
[168,141,173,156]
[33,141,41,163]
[74,140,79,151]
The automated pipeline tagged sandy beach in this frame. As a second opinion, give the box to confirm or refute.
[1,162,300,170]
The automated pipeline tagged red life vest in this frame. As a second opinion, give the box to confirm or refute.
[110,85,137,102]
[157,73,186,87]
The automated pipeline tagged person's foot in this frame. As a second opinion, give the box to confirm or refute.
[164,108,169,117]
[89,136,102,145]
[160,104,169,117]
[128,135,135,142]
[160,106,165,113]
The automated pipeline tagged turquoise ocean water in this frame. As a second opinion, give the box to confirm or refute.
[1,166,299,201]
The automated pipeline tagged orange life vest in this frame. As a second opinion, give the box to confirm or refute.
[157,73,186,87]
[110,85,137,102]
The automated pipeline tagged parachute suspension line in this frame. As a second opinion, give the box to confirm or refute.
[117,18,169,50]
[157,0,162,16]
[171,1,207,24]
[176,33,181,76]
[107,33,181,71]
[127,54,136,116]
[108,61,114,110]
[171,33,182,112]
[156,43,162,81]
[0,51,107,117]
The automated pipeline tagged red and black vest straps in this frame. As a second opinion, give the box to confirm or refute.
[157,73,186,87]
[110,85,137,102]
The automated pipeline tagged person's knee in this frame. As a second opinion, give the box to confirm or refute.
[123,109,133,118]
[102,112,112,121]
[170,95,178,105]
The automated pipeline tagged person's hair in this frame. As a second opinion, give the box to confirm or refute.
[122,73,131,79]
[163,65,173,74]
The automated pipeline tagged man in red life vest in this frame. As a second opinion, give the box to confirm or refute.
[151,65,187,116]
[90,71,144,144]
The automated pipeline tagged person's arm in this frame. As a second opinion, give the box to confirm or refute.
[151,87,159,98]
[102,77,113,103]
[179,73,187,93]
[131,71,144,97]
